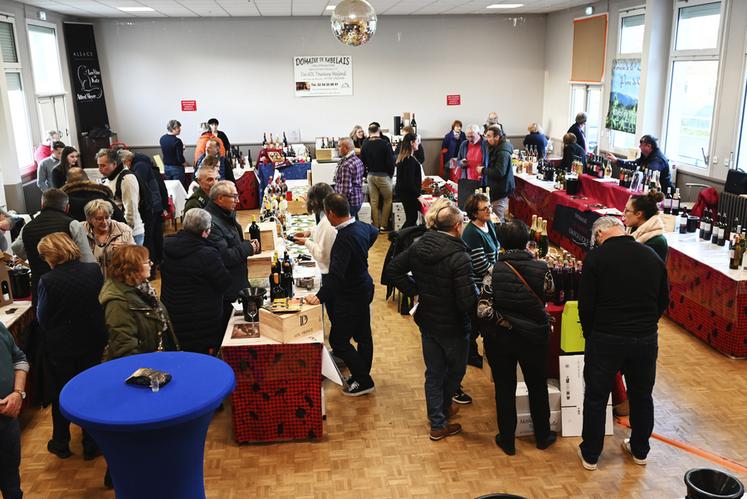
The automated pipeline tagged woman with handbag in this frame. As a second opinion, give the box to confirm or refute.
[477,219,555,455]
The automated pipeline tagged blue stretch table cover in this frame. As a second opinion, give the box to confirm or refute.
[60,352,235,499]
[60,351,235,430]
[257,161,311,198]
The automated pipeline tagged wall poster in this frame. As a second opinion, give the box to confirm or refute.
[294,56,353,97]
[605,58,641,134]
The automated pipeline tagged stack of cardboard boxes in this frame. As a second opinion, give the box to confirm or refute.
[559,355,613,437]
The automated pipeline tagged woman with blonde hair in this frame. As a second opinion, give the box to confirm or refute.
[36,232,106,460]
[83,199,134,277]
[523,123,549,159]
[349,125,366,150]
[99,245,178,360]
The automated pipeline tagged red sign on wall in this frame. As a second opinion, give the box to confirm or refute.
[181,100,197,112]
[446,94,461,106]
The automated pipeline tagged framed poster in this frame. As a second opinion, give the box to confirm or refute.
[294,56,353,97]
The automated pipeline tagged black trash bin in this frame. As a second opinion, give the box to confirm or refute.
[8,266,31,299]
[685,468,744,499]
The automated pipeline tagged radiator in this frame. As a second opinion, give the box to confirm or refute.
[718,191,747,230]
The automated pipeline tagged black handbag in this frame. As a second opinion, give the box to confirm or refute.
[725,169,747,195]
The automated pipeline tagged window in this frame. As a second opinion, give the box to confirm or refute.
[610,9,645,151]
[0,18,19,68]
[6,73,34,169]
[664,1,722,169]
[737,63,747,169]
[27,24,64,96]
[571,84,602,152]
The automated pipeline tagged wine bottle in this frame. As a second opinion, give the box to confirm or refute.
[530,214,538,241]
[539,220,549,258]
[249,216,261,253]
[282,253,294,298]
[678,209,688,235]
[262,133,267,147]
[411,113,417,135]
[283,131,289,149]
[1,281,9,301]
[729,234,739,270]
[700,210,710,240]
[270,273,287,301]
[663,188,672,215]
[672,188,681,215]
[711,213,721,245]
[720,214,729,247]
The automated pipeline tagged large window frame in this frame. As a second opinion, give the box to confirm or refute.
[737,57,747,170]
[570,83,602,153]
[663,0,725,171]
[0,14,34,173]
[26,20,65,97]
[608,7,645,153]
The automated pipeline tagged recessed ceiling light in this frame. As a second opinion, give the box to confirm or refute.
[118,6,155,12]
[326,5,336,10]
[487,3,524,8]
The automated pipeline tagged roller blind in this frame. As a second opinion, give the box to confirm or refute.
[0,21,18,64]
[571,14,608,83]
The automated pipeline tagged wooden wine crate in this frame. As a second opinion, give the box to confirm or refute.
[288,198,307,215]
[316,148,335,161]
[247,251,273,279]
[258,222,276,252]
[259,304,323,344]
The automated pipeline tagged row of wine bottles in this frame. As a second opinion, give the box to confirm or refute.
[697,210,742,247]
[228,145,252,169]
[661,187,682,215]
[269,251,294,301]
[262,132,297,158]
[545,253,582,306]
[529,215,549,258]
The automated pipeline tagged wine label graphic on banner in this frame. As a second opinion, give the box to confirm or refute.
[294,56,353,97]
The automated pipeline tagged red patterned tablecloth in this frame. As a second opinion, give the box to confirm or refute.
[579,175,632,212]
[222,342,323,442]
[236,170,259,210]
[666,245,747,358]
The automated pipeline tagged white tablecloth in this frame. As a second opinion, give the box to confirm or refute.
[165,180,188,218]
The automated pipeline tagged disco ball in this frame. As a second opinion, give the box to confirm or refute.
[331,0,377,47]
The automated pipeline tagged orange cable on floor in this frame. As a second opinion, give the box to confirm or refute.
[615,416,747,476]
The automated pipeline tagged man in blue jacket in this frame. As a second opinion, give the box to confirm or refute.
[306,193,379,396]
[0,324,29,499]
[606,135,672,193]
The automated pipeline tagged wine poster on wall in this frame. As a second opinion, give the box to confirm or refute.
[63,23,109,132]
[605,58,641,134]
[293,56,353,97]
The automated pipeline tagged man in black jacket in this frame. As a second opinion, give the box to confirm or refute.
[161,208,230,354]
[305,194,379,397]
[360,123,395,231]
[567,112,587,152]
[386,203,478,441]
[61,168,125,223]
[205,181,259,331]
[578,216,669,471]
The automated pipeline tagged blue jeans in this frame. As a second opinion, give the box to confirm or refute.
[580,332,658,463]
[134,233,145,246]
[164,165,185,182]
[421,332,469,430]
[0,418,22,499]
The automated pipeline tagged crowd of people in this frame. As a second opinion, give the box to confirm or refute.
[0,116,676,497]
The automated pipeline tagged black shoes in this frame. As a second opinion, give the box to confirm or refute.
[343,380,375,397]
[47,440,72,459]
[536,431,557,450]
[495,434,516,456]
[452,387,473,405]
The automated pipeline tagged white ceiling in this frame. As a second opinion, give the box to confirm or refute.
[19,0,592,18]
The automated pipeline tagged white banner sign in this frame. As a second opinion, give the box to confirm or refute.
[293,56,353,97]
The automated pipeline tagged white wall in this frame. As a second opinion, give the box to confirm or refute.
[94,15,547,147]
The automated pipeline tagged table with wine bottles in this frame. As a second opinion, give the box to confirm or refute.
[664,232,747,358]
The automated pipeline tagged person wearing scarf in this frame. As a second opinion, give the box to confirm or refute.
[623,190,668,262]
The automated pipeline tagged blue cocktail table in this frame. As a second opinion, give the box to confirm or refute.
[60,352,235,499]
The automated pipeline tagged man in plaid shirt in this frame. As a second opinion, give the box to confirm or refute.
[334,138,365,219]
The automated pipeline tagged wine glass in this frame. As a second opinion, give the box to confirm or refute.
[247,302,258,324]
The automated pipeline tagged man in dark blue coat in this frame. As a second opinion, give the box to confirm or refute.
[567,112,587,152]
[606,134,672,193]
[306,194,379,396]
[161,208,231,354]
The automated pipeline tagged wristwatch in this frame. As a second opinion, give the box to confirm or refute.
[14,390,25,400]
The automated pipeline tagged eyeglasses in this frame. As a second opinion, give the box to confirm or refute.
[222,193,240,200]
[477,206,491,212]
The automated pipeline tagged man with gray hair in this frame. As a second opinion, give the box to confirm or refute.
[577,216,669,471]
[386,202,478,441]
[333,137,365,218]
[161,208,231,354]
[205,181,260,330]
[160,119,189,183]
[456,124,488,181]
[184,159,220,214]
[568,112,588,152]
[11,188,94,304]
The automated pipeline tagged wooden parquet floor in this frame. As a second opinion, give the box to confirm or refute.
[18,211,747,498]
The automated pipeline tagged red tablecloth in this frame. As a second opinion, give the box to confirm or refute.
[222,342,323,443]
[666,246,747,358]
[579,175,632,212]
[236,171,259,210]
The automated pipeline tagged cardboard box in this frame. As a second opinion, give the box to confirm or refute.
[516,409,561,437]
[247,251,273,279]
[316,148,335,161]
[259,304,323,343]
[392,202,405,215]
[287,198,307,215]
[0,265,13,306]
[516,381,561,414]
[560,404,613,437]
[358,202,372,225]
[559,355,585,407]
